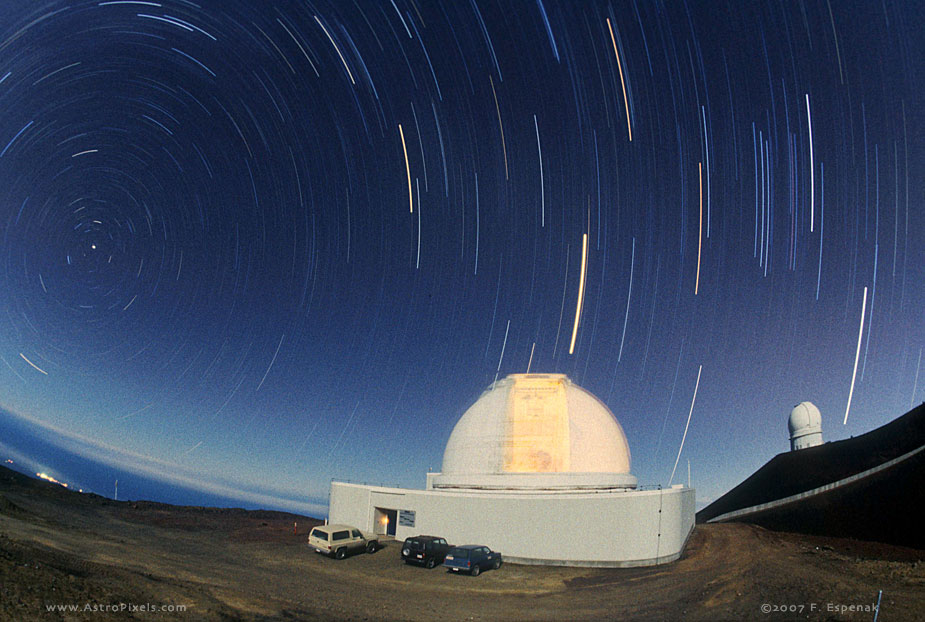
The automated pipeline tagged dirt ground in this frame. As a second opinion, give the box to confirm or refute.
[1,467,923,621]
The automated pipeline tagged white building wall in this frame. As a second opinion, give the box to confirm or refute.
[791,430,823,451]
[330,481,695,567]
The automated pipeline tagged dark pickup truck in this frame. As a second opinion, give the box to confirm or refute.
[443,545,502,576]
[401,535,451,568]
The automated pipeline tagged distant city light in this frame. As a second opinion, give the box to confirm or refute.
[36,472,69,488]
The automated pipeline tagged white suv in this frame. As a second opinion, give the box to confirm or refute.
[308,524,379,559]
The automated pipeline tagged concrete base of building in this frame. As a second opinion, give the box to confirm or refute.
[329,479,695,567]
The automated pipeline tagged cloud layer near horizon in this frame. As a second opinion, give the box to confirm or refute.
[0,404,328,517]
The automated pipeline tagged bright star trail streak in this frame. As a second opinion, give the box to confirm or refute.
[568,233,588,355]
[389,0,412,39]
[19,353,48,375]
[669,364,701,486]
[409,104,427,192]
[489,75,509,180]
[313,15,355,85]
[753,123,759,257]
[327,401,360,460]
[398,124,412,213]
[618,237,634,362]
[816,162,824,300]
[912,348,923,410]
[256,334,285,392]
[474,171,479,275]
[276,18,320,77]
[416,178,422,269]
[534,114,544,227]
[493,319,511,386]
[700,105,711,238]
[764,139,774,276]
[484,257,503,358]
[695,162,702,295]
[844,287,868,425]
[536,0,559,63]
[826,0,845,85]
[606,17,632,143]
[0,120,33,157]
[806,93,815,232]
[552,247,569,358]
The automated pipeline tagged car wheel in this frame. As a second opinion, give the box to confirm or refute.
[335,547,346,560]
[470,564,480,576]
[366,542,377,554]
[425,557,435,569]
[493,559,501,570]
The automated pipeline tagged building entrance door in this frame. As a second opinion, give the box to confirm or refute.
[374,508,397,536]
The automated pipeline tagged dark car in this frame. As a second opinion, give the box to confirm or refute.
[401,535,451,568]
[443,545,502,576]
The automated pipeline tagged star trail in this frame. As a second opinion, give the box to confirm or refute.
[0,0,921,513]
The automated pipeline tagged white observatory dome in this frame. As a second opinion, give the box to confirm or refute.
[788,401,823,451]
[431,374,637,491]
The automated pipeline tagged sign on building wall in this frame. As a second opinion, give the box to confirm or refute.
[398,510,415,527]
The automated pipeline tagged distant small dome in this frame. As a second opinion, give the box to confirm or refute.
[789,402,823,451]
[433,374,636,491]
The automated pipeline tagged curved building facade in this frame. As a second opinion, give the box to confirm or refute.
[433,374,637,491]
[329,374,695,567]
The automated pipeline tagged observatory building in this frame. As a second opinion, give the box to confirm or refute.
[697,400,925,550]
[788,401,823,450]
[328,373,695,567]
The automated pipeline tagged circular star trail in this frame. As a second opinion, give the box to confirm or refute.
[0,1,921,510]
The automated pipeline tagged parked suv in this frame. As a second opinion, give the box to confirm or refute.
[401,535,451,568]
[308,524,379,559]
[443,545,502,576]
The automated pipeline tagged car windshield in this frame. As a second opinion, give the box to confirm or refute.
[405,538,423,548]
[310,529,329,540]
[448,548,469,558]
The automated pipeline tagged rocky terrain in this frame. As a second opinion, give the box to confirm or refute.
[1,465,922,620]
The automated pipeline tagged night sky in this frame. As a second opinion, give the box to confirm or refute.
[0,0,921,516]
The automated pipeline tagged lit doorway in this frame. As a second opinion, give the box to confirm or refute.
[374,508,397,536]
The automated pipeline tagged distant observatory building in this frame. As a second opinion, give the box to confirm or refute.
[788,401,823,451]
[328,374,695,567]
[698,399,925,550]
